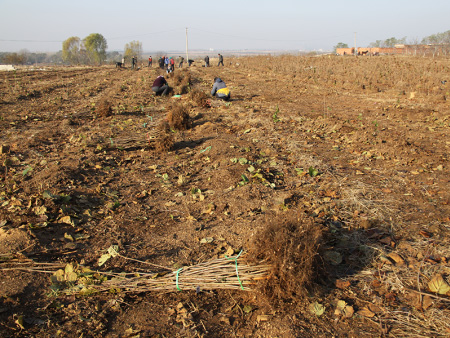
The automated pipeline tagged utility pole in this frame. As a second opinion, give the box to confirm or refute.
[185,27,189,63]
[354,32,357,56]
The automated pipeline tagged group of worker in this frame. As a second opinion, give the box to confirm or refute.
[149,52,228,100]
[140,54,225,69]
[122,53,225,69]
[152,76,230,101]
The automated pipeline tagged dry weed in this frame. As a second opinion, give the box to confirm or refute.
[352,238,450,337]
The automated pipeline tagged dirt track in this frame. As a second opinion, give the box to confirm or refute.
[1,55,450,337]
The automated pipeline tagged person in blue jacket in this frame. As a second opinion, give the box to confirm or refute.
[211,77,230,101]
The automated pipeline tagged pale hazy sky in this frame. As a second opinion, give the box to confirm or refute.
[1,0,449,53]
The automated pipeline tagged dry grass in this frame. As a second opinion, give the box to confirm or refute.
[350,238,450,337]
[239,54,450,102]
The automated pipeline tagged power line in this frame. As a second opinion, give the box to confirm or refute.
[189,27,350,43]
[0,39,62,43]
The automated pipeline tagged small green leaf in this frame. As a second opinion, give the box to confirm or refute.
[238,158,248,165]
[65,271,78,282]
[308,166,319,177]
[309,301,325,316]
[43,190,55,199]
[64,233,74,242]
[243,305,253,313]
[22,166,33,177]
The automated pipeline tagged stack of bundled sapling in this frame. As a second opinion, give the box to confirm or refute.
[153,119,174,152]
[188,87,210,108]
[170,69,191,95]
[167,102,191,131]
[247,212,323,306]
[95,96,113,118]
[1,211,325,300]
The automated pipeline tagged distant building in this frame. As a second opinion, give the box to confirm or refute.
[336,44,450,56]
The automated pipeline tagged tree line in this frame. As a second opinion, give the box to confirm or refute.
[0,33,144,66]
[61,33,143,65]
[334,30,450,53]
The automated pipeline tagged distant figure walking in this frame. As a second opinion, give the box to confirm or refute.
[131,56,137,69]
[148,56,152,67]
[178,56,184,68]
[170,57,175,70]
[217,53,224,66]
[152,75,170,96]
[164,56,169,69]
[204,55,210,67]
[211,77,230,101]
[158,57,164,69]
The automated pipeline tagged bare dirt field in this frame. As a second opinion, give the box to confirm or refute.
[1,55,450,337]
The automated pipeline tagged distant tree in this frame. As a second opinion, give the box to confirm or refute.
[369,40,383,48]
[368,37,406,48]
[333,42,349,52]
[47,51,64,64]
[106,51,122,63]
[422,30,450,45]
[384,37,406,47]
[124,40,142,62]
[62,36,81,64]
[2,52,27,65]
[421,30,450,55]
[83,33,107,65]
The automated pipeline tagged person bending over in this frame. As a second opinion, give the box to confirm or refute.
[152,75,170,96]
[211,77,230,101]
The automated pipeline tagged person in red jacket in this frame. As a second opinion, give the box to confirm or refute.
[152,75,170,96]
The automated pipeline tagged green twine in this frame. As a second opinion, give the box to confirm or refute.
[200,146,211,153]
[175,268,183,291]
[225,250,244,290]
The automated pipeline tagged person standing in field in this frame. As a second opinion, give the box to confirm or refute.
[204,55,210,67]
[217,53,224,66]
[158,57,164,69]
[170,57,175,70]
[211,77,230,101]
[148,56,152,67]
[164,56,169,70]
[178,56,184,68]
